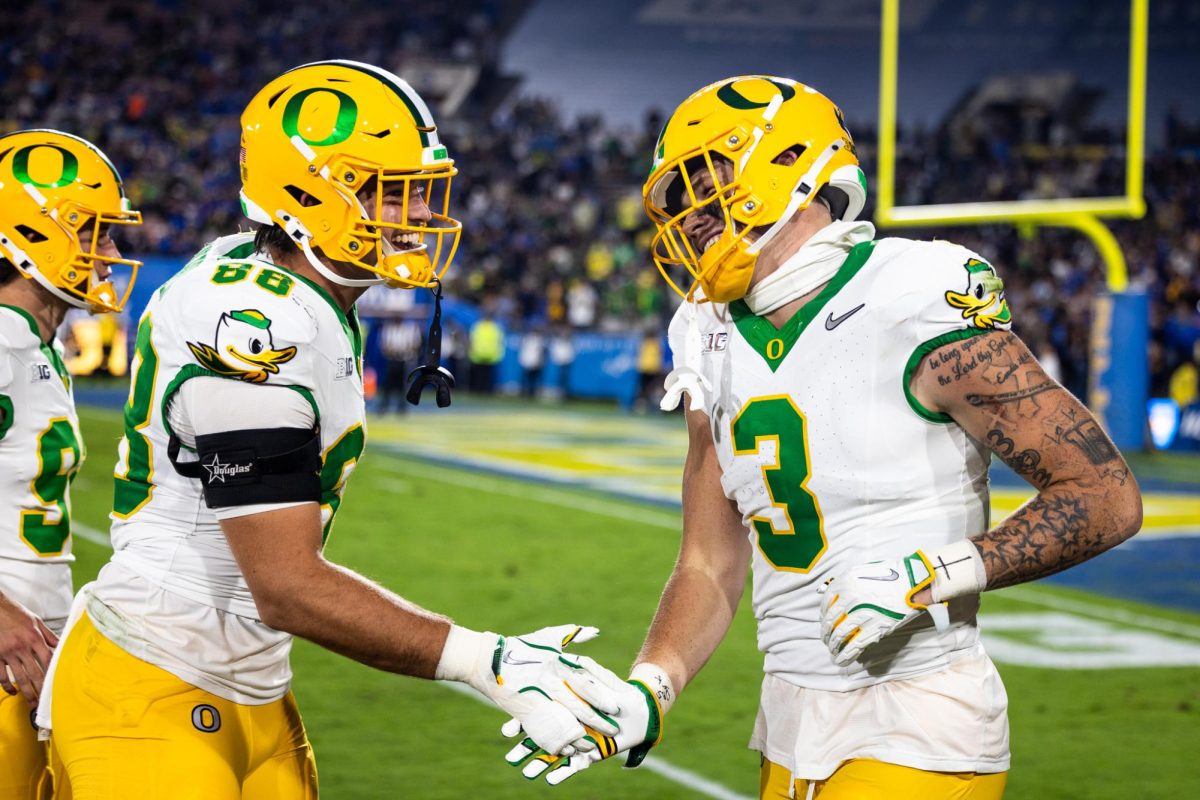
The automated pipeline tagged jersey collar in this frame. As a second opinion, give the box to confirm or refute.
[729,240,875,372]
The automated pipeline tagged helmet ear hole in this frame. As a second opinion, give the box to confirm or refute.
[283,185,318,206]
[14,224,48,243]
[771,144,806,166]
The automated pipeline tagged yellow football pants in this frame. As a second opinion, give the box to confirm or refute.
[0,689,52,799]
[761,756,1007,800]
[51,613,318,799]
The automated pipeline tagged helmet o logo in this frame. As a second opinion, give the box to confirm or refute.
[281,88,359,147]
[11,145,79,188]
[716,80,796,111]
[191,704,222,733]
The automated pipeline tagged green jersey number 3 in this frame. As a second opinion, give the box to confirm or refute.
[21,418,82,556]
[731,395,827,572]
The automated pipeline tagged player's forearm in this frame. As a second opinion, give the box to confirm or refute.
[637,556,745,694]
[913,330,1144,597]
[254,556,451,678]
[970,474,1141,591]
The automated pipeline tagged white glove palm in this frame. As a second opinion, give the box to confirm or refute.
[818,550,950,667]
[440,624,619,757]
[503,655,664,785]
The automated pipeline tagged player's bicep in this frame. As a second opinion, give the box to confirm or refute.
[220,503,325,623]
[911,330,1129,490]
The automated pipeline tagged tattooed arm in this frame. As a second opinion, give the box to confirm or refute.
[910,330,1142,593]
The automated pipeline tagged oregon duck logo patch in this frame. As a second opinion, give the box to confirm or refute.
[945,258,1011,329]
[187,309,297,383]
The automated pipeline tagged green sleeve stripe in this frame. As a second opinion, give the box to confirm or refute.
[902,328,992,424]
[0,394,12,441]
[285,385,320,423]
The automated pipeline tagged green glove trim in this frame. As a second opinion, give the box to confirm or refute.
[491,636,505,681]
[623,679,663,768]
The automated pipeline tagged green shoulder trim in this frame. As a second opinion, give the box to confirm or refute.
[160,366,321,451]
[902,327,993,423]
[157,237,258,298]
[729,240,876,372]
[0,303,41,340]
[44,341,69,388]
[226,241,257,260]
[0,394,13,441]
[1,305,71,386]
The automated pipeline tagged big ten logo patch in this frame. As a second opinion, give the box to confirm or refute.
[701,331,728,354]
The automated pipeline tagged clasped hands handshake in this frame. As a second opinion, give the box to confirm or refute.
[437,623,667,785]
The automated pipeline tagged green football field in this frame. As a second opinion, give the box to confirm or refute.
[65,405,1200,799]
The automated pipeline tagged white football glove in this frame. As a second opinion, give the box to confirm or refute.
[436,624,619,757]
[502,657,665,785]
[818,550,950,667]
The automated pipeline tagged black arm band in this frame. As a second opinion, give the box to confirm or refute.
[184,427,322,508]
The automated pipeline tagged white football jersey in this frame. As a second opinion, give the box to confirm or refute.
[668,237,1014,692]
[88,234,368,702]
[0,306,79,633]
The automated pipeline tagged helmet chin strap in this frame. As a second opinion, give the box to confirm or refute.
[27,266,93,310]
[297,238,384,288]
[275,204,383,288]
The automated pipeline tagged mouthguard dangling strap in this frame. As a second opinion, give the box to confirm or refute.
[406,278,456,408]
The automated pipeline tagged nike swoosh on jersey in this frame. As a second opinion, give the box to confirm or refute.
[825,303,866,330]
[860,569,900,581]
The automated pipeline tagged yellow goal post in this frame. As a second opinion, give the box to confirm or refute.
[874,0,1148,292]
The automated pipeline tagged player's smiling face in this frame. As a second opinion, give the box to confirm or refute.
[357,180,432,266]
[75,218,121,283]
[678,156,759,257]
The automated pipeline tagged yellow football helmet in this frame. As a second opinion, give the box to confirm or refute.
[239,60,461,289]
[0,129,142,313]
[643,76,866,303]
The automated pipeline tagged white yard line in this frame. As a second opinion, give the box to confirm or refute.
[72,521,111,548]
[999,587,1200,640]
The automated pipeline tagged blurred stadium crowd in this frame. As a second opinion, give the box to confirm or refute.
[2,0,1197,409]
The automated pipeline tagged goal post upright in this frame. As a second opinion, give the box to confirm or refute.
[874,0,1150,448]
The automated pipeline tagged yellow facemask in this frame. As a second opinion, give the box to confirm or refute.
[0,129,142,313]
[643,76,867,303]
[239,60,462,289]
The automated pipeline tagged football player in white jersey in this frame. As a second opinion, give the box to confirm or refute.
[502,77,1143,799]
[0,129,142,799]
[43,61,619,798]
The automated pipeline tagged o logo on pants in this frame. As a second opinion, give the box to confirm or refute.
[192,704,222,733]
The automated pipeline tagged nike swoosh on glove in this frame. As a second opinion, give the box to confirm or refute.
[817,551,950,666]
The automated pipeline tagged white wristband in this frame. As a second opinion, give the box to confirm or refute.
[434,624,498,692]
[927,540,988,603]
[629,662,677,716]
